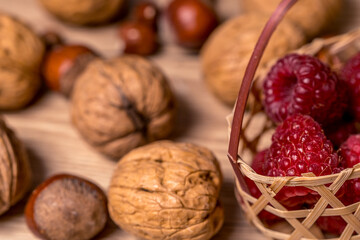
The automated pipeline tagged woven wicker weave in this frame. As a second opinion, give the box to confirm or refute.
[227,9,360,240]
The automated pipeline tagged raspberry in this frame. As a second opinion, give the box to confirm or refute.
[339,135,360,203]
[263,54,347,125]
[317,215,347,235]
[245,150,281,222]
[315,135,360,235]
[340,134,360,169]
[324,120,356,149]
[342,53,360,121]
[264,114,342,208]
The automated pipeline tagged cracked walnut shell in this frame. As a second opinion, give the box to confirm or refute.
[38,0,125,25]
[108,141,224,240]
[71,55,176,159]
[0,14,44,110]
[201,13,306,105]
[0,117,32,215]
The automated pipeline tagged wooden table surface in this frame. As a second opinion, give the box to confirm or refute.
[0,0,359,239]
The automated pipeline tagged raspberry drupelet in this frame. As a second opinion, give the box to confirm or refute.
[263,54,348,125]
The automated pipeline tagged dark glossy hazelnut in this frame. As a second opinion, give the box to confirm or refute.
[25,174,108,240]
[42,45,96,97]
[132,1,159,31]
[118,21,158,56]
[167,0,218,49]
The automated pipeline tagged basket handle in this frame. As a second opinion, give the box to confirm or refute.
[227,0,298,198]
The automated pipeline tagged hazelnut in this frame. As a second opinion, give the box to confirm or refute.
[0,14,45,110]
[167,0,218,49]
[38,0,126,25]
[42,44,96,97]
[0,116,32,215]
[25,174,108,240]
[71,55,176,159]
[119,21,158,56]
[108,141,224,240]
[132,1,159,31]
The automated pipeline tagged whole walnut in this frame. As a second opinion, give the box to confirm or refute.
[201,13,306,105]
[240,0,342,39]
[108,141,224,240]
[71,55,176,159]
[38,0,125,25]
[0,117,32,215]
[0,14,44,110]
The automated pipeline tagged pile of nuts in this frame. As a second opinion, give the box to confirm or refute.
[0,0,226,240]
[0,0,352,239]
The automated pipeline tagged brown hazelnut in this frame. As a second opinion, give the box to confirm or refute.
[119,21,158,56]
[71,55,176,159]
[167,0,218,49]
[0,14,45,110]
[132,1,159,31]
[38,0,126,25]
[108,141,224,240]
[0,116,32,215]
[25,174,108,240]
[42,45,96,97]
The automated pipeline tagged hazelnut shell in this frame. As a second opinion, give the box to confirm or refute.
[42,45,96,96]
[25,174,107,240]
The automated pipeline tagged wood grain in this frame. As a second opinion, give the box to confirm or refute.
[0,0,359,239]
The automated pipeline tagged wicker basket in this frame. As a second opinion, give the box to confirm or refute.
[227,1,360,239]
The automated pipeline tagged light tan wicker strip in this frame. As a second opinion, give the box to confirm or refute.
[341,206,360,240]
[288,170,355,240]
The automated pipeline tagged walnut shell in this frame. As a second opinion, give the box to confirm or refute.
[71,55,176,159]
[0,117,32,215]
[201,13,306,105]
[0,14,44,110]
[39,0,125,25]
[240,0,342,39]
[108,141,224,240]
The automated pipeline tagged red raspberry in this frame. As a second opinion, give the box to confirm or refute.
[245,150,281,222]
[342,53,360,121]
[315,135,360,235]
[263,54,347,125]
[324,120,357,149]
[340,134,360,170]
[317,214,347,235]
[264,114,342,208]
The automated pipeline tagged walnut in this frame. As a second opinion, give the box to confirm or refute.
[0,117,32,215]
[240,0,342,39]
[0,14,44,110]
[201,13,306,105]
[108,141,224,240]
[38,0,125,25]
[71,55,176,159]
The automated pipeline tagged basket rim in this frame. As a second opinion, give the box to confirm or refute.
[239,158,360,186]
